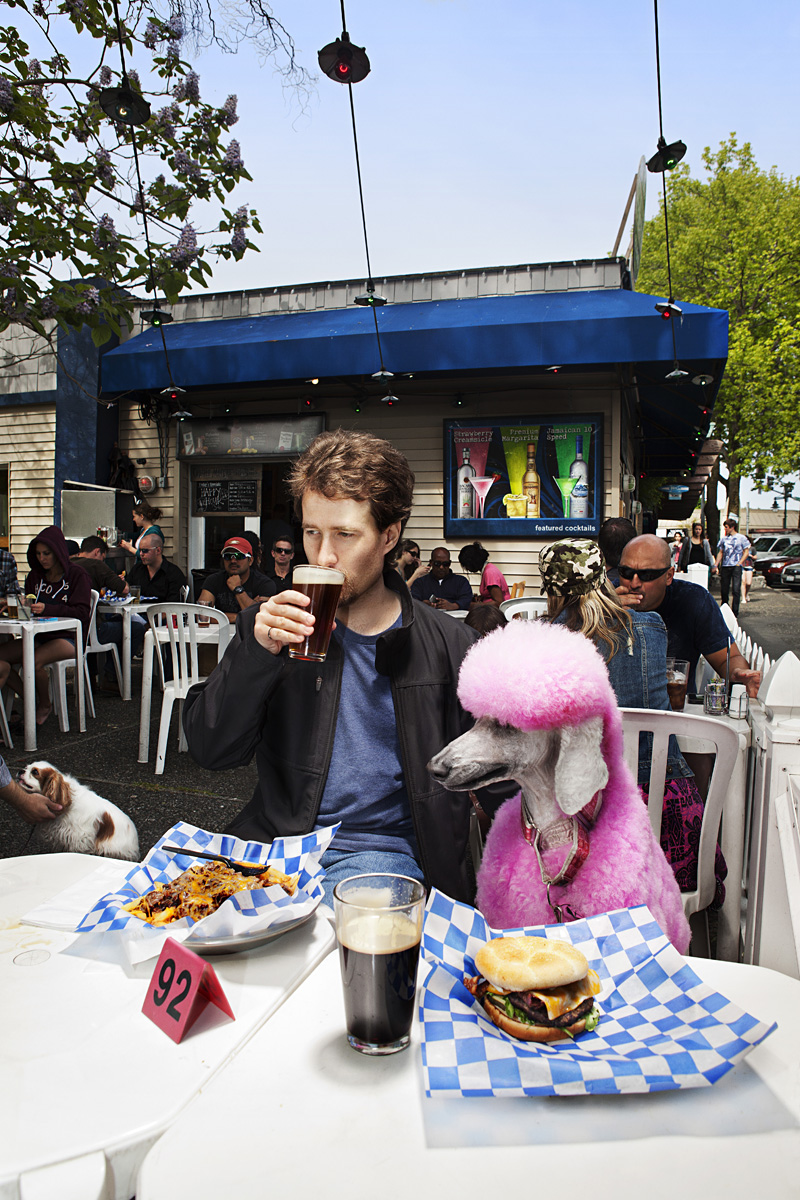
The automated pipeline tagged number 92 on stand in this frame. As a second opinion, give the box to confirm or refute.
[142,937,235,1044]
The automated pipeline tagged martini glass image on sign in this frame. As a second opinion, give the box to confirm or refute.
[469,476,494,520]
[555,475,578,518]
[288,565,344,662]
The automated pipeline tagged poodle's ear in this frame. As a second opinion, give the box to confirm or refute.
[553,718,608,815]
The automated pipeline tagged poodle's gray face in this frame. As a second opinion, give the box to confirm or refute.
[428,719,557,792]
[428,716,609,819]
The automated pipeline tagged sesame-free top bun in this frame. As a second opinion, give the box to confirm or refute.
[475,936,588,992]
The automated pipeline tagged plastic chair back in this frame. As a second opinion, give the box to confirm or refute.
[499,596,548,620]
[618,707,740,917]
[145,604,232,698]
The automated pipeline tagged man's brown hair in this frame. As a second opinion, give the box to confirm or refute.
[289,429,415,534]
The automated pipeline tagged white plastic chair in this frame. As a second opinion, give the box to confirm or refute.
[619,707,740,952]
[180,584,190,602]
[499,596,548,620]
[146,603,232,775]
[83,590,123,696]
[0,687,12,749]
[48,591,95,729]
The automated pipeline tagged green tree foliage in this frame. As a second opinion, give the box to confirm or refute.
[637,136,800,505]
[0,0,304,343]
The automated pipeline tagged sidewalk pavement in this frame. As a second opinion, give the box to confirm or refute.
[0,661,259,861]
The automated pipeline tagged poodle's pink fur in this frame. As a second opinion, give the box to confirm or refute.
[459,621,691,952]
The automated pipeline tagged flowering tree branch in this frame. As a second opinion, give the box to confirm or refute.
[0,0,307,344]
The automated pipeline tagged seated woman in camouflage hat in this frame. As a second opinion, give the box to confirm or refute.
[539,538,726,908]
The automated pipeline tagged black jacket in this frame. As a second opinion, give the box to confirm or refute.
[183,570,511,903]
[127,556,186,602]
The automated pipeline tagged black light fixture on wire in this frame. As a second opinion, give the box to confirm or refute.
[319,4,393,390]
[97,0,183,406]
[647,0,687,380]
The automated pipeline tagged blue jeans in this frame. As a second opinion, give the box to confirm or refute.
[319,848,425,909]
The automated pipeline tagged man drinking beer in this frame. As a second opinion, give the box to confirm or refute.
[183,429,512,904]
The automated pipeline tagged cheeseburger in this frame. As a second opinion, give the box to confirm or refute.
[464,936,601,1042]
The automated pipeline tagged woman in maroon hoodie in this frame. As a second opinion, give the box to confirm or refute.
[0,526,91,725]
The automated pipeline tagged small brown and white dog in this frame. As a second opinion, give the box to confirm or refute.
[18,762,140,860]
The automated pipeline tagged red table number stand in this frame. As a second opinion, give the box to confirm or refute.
[143,937,235,1044]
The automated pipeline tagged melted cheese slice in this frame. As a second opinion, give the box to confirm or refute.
[490,968,602,1022]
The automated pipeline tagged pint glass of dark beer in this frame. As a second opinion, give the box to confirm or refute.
[288,565,344,662]
[333,873,426,1055]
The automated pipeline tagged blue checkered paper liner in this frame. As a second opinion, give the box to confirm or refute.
[76,820,340,958]
[419,891,776,1098]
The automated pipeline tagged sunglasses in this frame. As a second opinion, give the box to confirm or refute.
[618,564,671,583]
[274,548,293,556]
[222,551,247,561]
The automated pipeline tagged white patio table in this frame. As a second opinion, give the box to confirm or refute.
[0,852,335,1200]
[138,947,800,1200]
[0,615,85,753]
[96,599,144,701]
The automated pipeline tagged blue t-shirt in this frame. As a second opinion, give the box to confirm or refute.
[656,578,731,685]
[317,614,417,859]
[716,532,750,568]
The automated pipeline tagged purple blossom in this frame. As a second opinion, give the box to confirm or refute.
[230,228,247,254]
[144,19,161,49]
[127,69,140,88]
[167,14,184,39]
[92,214,118,248]
[221,94,238,127]
[173,71,200,103]
[170,223,198,267]
[84,286,99,305]
[65,0,87,16]
[95,148,114,187]
[0,77,13,113]
[232,205,249,229]
[74,300,93,316]
[222,140,243,172]
[174,150,201,179]
[33,0,46,15]
[0,261,20,279]
[74,126,89,143]
[99,64,112,86]
[40,296,58,317]
[0,201,13,224]
[28,59,41,77]
[131,190,145,213]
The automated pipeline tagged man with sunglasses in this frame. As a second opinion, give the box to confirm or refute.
[616,534,760,697]
[197,536,275,621]
[127,533,186,602]
[409,547,473,610]
[266,537,295,589]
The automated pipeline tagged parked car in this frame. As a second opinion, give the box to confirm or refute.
[750,534,796,558]
[755,540,800,578]
[780,561,800,592]
[763,549,800,588]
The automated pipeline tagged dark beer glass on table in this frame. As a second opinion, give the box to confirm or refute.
[666,658,690,711]
[333,873,426,1055]
[288,566,344,662]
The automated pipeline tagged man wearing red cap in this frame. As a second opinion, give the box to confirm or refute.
[197,536,275,621]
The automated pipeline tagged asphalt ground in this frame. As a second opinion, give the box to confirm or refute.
[1,577,797,863]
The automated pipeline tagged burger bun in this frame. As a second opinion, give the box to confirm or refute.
[475,935,588,993]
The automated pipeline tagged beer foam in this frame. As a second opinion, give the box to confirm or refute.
[293,565,345,585]
[338,910,420,954]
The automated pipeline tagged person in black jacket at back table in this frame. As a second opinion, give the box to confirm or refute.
[183,429,514,905]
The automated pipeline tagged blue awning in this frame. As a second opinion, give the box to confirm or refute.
[101,289,728,393]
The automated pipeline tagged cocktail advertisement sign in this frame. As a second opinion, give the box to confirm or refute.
[443,415,602,538]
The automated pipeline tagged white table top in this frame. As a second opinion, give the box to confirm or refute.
[138,949,800,1200]
[0,853,335,1200]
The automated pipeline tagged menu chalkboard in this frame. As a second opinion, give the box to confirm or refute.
[193,478,260,515]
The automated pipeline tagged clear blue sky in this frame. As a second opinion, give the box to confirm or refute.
[179,0,799,292]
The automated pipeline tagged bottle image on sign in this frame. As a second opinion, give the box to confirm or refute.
[457,447,476,518]
[568,435,589,518]
[230,420,244,454]
[521,442,541,518]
